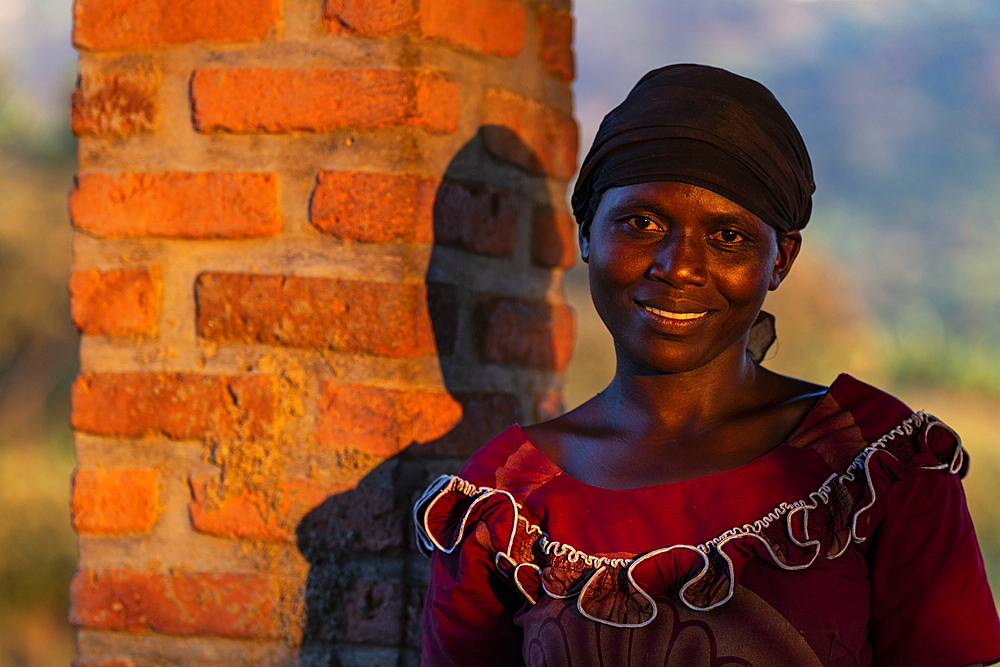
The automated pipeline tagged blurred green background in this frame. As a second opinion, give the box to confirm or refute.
[1,0,998,665]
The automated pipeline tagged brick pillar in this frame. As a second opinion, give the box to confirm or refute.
[68,1,576,666]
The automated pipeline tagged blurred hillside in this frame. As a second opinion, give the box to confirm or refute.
[0,0,998,665]
[0,75,79,667]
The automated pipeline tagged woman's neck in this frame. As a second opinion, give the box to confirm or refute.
[601,342,766,437]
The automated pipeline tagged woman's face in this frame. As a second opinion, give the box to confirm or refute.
[581,181,800,374]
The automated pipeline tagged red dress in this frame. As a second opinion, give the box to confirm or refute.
[414,375,1000,667]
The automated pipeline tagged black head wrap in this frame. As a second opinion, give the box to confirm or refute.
[572,64,815,234]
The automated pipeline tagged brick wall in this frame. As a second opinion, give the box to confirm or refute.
[69,1,576,665]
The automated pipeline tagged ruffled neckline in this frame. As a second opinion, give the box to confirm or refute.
[414,375,966,628]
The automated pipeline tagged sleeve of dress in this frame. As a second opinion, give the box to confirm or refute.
[866,468,1000,667]
[420,523,526,667]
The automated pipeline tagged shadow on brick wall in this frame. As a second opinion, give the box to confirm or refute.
[296,126,571,667]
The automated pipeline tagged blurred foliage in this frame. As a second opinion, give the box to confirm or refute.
[0,58,79,667]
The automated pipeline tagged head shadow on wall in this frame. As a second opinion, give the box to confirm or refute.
[296,125,574,666]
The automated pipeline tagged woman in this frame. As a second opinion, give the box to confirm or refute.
[414,64,1000,666]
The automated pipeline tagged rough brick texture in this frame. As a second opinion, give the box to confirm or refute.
[71,373,276,440]
[196,274,439,357]
[71,69,159,137]
[69,568,278,638]
[420,0,527,57]
[323,0,415,36]
[434,179,522,257]
[344,580,404,644]
[408,392,523,456]
[537,7,575,81]
[192,68,459,135]
[70,172,279,239]
[73,0,281,50]
[189,476,347,541]
[316,382,462,455]
[311,171,438,243]
[71,468,159,534]
[70,268,161,336]
[531,205,576,269]
[482,88,578,179]
[481,298,575,371]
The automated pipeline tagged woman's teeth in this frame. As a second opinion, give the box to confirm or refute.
[641,304,708,320]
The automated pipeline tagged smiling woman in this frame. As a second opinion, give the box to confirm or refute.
[414,65,1000,667]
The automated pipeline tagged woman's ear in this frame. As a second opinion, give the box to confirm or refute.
[579,221,591,263]
[769,230,801,290]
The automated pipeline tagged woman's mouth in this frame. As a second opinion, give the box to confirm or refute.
[639,304,709,321]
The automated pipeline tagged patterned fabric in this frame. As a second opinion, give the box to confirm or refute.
[416,375,1000,667]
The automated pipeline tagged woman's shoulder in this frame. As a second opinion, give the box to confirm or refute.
[455,424,563,493]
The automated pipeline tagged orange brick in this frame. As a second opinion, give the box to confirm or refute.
[191,68,458,135]
[316,382,462,455]
[481,88,578,179]
[534,387,565,422]
[72,661,132,667]
[72,468,159,534]
[419,0,526,57]
[196,274,439,357]
[69,568,278,638]
[189,476,346,541]
[480,298,574,371]
[324,0,416,35]
[73,0,281,50]
[70,268,161,336]
[537,7,575,82]
[433,179,522,257]
[531,205,576,269]
[311,171,438,243]
[71,373,276,440]
[70,172,279,239]
[71,69,159,137]
[407,392,522,456]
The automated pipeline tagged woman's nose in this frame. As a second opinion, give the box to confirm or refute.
[646,233,707,287]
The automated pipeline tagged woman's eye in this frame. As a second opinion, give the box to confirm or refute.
[713,229,745,243]
[624,216,659,231]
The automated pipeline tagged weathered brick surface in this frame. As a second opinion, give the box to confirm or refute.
[419,0,527,57]
[189,476,347,541]
[324,0,415,36]
[531,205,576,269]
[71,69,159,137]
[433,179,522,257]
[481,89,578,179]
[311,171,438,243]
[69,568,278,638]
[71,373,276,440]
[70,172,279,239]
[296,480,407,553]
[196,274,439,357]
[70,268,161,336]
[71,468,159,534]
[191,68,459,135]
[407,392,522,456]
[537,7,575,82]
[344,580,404,644]
[73,0,281,50]
[316,382,462,455]
[480,298,574,371]
[72,661,132,667]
